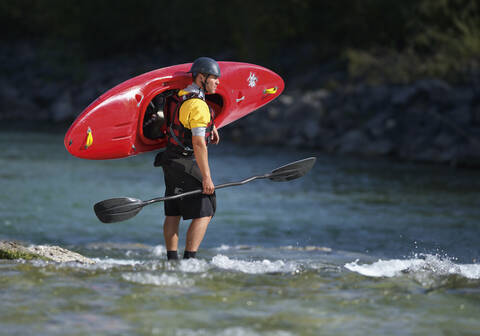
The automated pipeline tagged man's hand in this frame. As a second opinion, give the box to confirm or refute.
[210,126,220,145]
[202,176,215,195]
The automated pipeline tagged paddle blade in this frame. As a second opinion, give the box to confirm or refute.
[93,197,145,223]
[269,157,316,182]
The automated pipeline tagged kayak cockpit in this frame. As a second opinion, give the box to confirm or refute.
[142,90,171,141]
[142,90,224,142]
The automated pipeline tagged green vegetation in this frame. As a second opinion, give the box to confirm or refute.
[1,0,478,84]
[346,0,480,84]
[0,248,38,260]
[0,243,49,261]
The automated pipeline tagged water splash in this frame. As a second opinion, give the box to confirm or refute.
[345,254,480,280]
[151,245,166,257]
[211,255,300,274]
[89,258,145,270]
[215,244,231,251]
[178,258,210,273]
[122,273,194,287]
[174,327,294,336]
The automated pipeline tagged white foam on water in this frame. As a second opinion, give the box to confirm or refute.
[174,327,294,336]
[458,264,480,279]
[211,255,300,274]
[345,258,425,277]
[28,257,145,271]
[80,258,145,270]
[345,254,480,279]
[92,258,144,266]
[215,244,231,251]
[151,245,166,257]
[214,244,255,251]
[178,258,211,273]
[122,273,194,287]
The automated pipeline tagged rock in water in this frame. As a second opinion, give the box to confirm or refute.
[0,241,95,264]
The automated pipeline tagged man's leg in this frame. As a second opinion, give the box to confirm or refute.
[163,215,181,260]
[184,216,212,258]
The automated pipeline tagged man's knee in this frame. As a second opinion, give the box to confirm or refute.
[191,216,212,224]
[164,216,181,227]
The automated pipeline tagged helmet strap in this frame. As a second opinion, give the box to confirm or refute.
[201,74,210,94]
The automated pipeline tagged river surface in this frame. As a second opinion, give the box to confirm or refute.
[1,130,479,335]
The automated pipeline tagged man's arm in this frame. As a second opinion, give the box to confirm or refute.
[192,135,214,194]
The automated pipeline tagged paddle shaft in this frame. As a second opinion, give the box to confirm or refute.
[142,173,270,206]
[94,157,316,223]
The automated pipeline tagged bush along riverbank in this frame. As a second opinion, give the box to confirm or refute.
[224,79,480,168]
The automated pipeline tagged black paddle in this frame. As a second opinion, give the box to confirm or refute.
[94,157,316,223]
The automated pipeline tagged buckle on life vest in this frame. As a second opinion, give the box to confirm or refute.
[169,126,194,154]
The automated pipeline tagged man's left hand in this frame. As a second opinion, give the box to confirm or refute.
[210,126,220,145]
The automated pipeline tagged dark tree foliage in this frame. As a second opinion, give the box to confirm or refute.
[1,0,478,82]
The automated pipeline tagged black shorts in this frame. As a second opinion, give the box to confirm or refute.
[159,153,216,220]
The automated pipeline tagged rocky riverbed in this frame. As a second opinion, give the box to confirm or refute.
[0,241,95,264]
[2,42,479,167]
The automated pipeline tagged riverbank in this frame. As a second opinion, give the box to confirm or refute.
[2,42,479,167]
[224,79,480,168]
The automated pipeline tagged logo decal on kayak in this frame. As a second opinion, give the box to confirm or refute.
[247,72,258,88]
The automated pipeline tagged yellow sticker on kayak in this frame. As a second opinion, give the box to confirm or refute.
[264,87,278,94]
[85,128,93,149]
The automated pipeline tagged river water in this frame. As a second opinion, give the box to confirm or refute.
[1,130,479,335]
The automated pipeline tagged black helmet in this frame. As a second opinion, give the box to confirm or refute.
[189,57,221,78]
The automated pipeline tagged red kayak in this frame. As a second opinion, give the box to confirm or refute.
[64,62,284,160]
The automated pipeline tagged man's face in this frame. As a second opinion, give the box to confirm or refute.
[202,74,220,94]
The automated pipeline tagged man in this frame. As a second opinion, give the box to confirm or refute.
[156,57,220,260]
